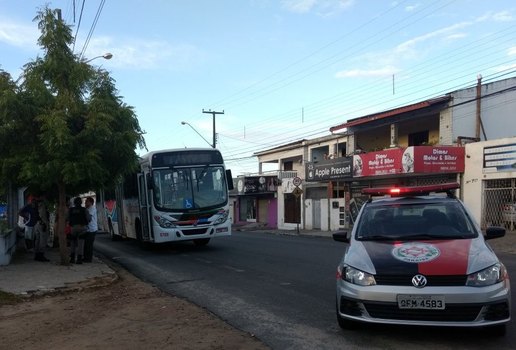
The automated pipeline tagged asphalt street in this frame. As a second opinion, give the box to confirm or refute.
[94,230,516,350]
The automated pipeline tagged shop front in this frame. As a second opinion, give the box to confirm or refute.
[235,175,280,229]
[349,145,465,219]
[304,146,465,227]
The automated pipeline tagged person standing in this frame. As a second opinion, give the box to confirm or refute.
[34,199,50,262]
[67,197,90,264]
[18,198,40,251]
[83,196,98,263]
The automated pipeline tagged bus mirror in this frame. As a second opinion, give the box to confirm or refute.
[146,173,153,190]
[226,169,234,190]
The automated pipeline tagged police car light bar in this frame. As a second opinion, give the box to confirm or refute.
[362,183,460,197]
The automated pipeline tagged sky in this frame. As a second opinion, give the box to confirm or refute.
[1,0,515,176]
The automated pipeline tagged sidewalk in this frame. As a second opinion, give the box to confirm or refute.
[0,245,116,296]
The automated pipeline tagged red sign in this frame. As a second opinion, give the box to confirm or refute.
[413,146,464,173]
[353,146,464,177]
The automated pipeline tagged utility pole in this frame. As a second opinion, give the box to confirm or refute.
[475,74,486,141]
[202,109,224,148]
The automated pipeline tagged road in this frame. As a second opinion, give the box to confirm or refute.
[95,231,516,350]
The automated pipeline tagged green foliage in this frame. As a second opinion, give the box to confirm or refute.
[0,6,146,198]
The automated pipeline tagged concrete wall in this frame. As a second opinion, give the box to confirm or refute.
[0,229,17,266]
[463,137,516,224]
[452,77,516,142]
[304,197,345,232]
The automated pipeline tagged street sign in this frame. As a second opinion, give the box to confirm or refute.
[292,187,303,198]
[292,176,302,187]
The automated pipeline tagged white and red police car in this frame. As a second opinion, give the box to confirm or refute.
[333,183,511,334]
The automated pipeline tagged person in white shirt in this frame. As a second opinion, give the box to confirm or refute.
[83,196,98,263]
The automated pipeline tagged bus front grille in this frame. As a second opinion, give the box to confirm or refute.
[181,228,209,236]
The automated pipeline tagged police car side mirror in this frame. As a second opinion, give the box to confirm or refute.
[333,231,350,243]
[484,226,506,240]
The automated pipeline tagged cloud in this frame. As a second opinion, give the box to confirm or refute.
[405,3,420,12]
[509,47,516,56]
[335,66,400,78]
[444,33,467,41]
[477,10,513,23]
[395,22,470,54]
[281,0,353,16]
[0,18,39,49]
[83,36,205,71]
[490,63,516,74]
[281,0,318,13]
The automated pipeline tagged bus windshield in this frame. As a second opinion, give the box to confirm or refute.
[152,166,227,211]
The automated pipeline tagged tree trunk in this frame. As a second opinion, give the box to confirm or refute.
[57,181,69,265]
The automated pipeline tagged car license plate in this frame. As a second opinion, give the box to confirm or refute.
[397,295,445,310]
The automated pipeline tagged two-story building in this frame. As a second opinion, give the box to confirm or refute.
[234,76,516,232]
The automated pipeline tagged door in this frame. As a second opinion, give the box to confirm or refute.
[313,199,321,229]
[258,199,268,225]
[137,173,152,241]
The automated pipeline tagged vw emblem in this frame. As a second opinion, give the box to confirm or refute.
[412,274,428,288]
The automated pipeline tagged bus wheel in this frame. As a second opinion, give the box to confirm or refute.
[136,222,151,250]
[193,238,210,246]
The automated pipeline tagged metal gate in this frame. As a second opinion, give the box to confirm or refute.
[483,178,516,231]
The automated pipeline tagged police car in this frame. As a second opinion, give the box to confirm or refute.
[333,183,511,334]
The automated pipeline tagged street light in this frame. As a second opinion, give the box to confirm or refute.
[181,121,213,148]
[83,52,113,63]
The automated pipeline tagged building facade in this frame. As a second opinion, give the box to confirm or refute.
[235,76,516,231]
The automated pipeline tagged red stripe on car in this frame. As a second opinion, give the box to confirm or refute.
[418,239,472,275]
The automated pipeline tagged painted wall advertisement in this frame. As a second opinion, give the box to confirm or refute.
[483,143,516,173]
[353,146,465,177]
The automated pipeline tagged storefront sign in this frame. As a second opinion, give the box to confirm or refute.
[413,146,464,173]
[483,143,516,173]
[353,146,464,177]
[237,176,280,194]
[305,157,352,182]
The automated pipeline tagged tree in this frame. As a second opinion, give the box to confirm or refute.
[0,7,146,264]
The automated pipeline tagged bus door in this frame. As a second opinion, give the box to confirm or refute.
[114,184,125,236]
[137,172,152,241]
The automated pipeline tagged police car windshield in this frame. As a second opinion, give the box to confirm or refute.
[356,201,478,241]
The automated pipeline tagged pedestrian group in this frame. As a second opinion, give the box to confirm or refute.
[18,195,98,264]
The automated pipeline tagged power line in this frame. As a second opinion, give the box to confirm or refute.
[72,0,86,52]
[79,0,106,60]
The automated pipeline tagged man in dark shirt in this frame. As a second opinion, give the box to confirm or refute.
[67,197,90,264]
[18,198,40,251]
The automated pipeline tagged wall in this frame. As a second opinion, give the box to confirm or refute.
[0,229,17,266]
[304,199,313,229]
[355,127,390,152]
[463,137,516,224]
[397,116,440,146]
[452,77,516,142]
[304,197,346,231]
[278,178,303,230]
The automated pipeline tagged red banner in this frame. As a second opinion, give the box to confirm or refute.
[413,146,465,173]
[353,146,464,177]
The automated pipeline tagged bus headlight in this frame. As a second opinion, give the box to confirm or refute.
[213,210,229,225]
[154,215,177,228]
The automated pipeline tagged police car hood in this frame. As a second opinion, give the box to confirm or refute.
[344,237,499,276]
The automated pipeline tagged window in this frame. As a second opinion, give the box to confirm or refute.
[283,161,293,171]
[408,131,429,146]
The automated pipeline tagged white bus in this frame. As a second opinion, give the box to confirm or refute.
[98,148,233,246]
